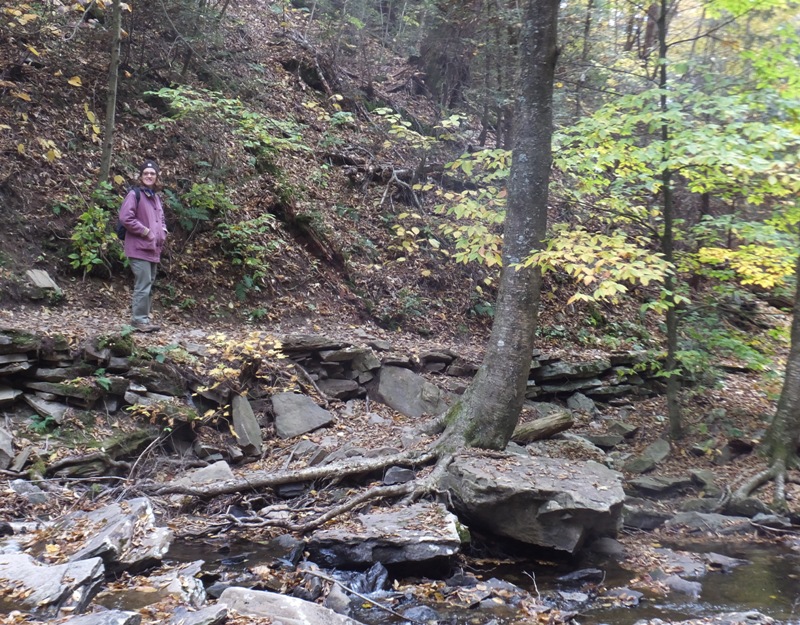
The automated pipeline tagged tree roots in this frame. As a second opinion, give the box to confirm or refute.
[140,447,457,533]
[730,456,800,514]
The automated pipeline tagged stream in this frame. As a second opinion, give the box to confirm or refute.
[496,543,800,625]
[161,537,800,624]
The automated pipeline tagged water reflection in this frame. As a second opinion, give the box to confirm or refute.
[166,539,800,624]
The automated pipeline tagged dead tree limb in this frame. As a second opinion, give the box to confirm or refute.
[47,451,132,476]
[226,481,415,533]
[379,168,421,210]
[143,449,438,498]
[511,412,574,443]
[224,451,456,533]
[303,568,426,625]
[292,362,331,407]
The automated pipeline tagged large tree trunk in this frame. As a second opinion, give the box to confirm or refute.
[436,0,559,452]
[764,254,800,465]
[732,254,800,511]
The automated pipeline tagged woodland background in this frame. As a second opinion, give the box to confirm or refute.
[0,0,799,493]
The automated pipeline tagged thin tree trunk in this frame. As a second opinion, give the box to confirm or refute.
[99,0,122,183]
[437,0,559,452]
[576,0,594,116]
[657,0,681,439]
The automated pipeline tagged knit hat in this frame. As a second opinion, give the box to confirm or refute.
[139,159,159,175]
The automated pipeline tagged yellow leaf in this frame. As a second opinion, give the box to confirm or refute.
[113,174,125,185]
[46,149,57,162]
[68,76,82,87]
[45,543,60,554]
[17,143,25,154]
[26,44,39,56]
[0,124,11,131]
[11,91,31,102]
[421,269,432,277]
[18,13,39,25]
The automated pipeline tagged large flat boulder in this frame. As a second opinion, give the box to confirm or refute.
[272,392,335,439]
[50,497,172,574]
[440,452,625,554]
[60,612,142,625]
[369,366,453,418]
[306,502,462,568]
[219,587,365,625]
[0,553,104,617]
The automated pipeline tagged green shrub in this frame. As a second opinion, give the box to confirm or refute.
[216,213,284,300]
[68,182,126,277]
[164,182,236,232]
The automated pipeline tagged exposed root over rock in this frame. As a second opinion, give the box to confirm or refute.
[729,457,800,514]
[139,447,457,533]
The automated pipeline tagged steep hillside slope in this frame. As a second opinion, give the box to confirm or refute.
[0,0,494,340]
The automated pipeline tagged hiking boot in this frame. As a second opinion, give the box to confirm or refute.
[132,322,161,333]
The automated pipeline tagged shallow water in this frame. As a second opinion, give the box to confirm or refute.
[165,538,800,624]
[515,543,800,625]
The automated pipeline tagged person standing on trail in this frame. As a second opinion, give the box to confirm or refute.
[119,159,167,333]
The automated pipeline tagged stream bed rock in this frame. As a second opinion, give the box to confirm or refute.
[220,586,364,625]
[0,553,105,617]
[441,452,626,553]
[306,502,462,567]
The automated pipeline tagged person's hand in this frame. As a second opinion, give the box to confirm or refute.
[143,227,154,240]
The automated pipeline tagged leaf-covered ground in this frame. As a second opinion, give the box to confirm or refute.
[1,0,797,527]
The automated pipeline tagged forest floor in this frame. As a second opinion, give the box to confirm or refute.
[1,0,797,562]
[1,275,791,525]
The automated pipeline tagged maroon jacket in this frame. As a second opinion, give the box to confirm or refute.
[119,188,167,263]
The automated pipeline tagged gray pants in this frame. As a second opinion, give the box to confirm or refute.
[130,258,158,324]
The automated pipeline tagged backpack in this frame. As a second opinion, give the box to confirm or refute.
[116,187,141,240]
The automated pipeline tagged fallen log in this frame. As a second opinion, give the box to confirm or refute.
[510,410,574,444]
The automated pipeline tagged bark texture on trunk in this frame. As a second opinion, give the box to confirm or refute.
[733,254,800,510]
[765,254,800,464]
[99,0,122,183]
[437,0,560,452]
[657,0,682,440]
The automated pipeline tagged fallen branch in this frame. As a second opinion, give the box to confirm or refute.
[511,411,574,443]
[143,449,438,498]
[293,362,331,407]
[302,568,426,625]
[47,451,132,475]
[379,168,421,210]
[224,481,415,533]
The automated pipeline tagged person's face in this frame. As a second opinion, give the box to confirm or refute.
[141,168,158,187]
